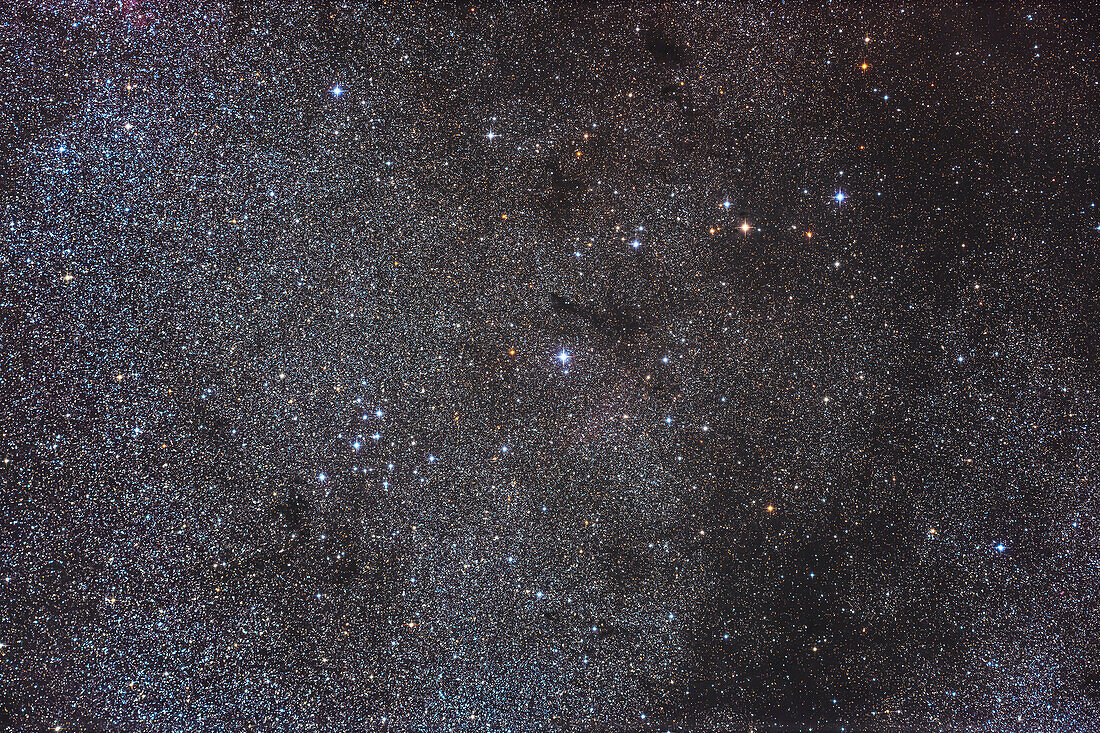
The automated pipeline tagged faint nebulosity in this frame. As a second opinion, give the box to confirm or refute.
[2,2,1099,731]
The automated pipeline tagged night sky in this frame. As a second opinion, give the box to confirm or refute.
[3,3,1100,732]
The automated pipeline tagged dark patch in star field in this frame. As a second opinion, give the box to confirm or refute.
[543,161,586,225]
[642,29,691,68]
[549,292,652,349]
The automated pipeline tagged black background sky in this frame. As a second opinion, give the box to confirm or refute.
[3,2,1099,731]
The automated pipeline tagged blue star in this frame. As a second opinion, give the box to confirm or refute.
[331,84,344,97]
[834,191,846,204]
[557,349,571,365]
[995,543,1006,553]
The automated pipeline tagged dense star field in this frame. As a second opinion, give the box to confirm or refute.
[3,2,1099,731]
